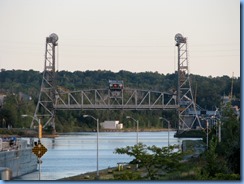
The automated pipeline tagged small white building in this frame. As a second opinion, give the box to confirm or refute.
[101,121,123,130]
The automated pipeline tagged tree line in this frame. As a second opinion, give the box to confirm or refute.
[0,69,240,131]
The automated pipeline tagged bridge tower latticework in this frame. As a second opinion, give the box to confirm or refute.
[32,33,201,132]
[175,33,202,130]
[32,33,59,130]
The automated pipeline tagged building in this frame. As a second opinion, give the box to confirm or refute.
[100,121,123,130]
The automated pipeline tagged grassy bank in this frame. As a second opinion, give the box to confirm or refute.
[59,158,203,181]
[60,164,143,180]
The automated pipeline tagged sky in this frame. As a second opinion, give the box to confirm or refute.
[0,0,240,77]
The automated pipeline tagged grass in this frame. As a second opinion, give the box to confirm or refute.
[60,164,145,180]
[60,159,203,181]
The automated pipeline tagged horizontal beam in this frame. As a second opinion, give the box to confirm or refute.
[54,104,178,110]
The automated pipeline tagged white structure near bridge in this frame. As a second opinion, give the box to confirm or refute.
[101,121,123,130]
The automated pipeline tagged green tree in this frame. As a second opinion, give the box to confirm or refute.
[217,103,240,174]
[114,143,183,180]
[197,103,240,180]
[202,137,228,178]
[0,95,18,127]
[0,109,14,128]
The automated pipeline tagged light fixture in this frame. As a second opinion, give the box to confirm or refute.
[49,33,58,44]
[175,33,186,44]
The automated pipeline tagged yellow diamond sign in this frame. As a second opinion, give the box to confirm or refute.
[32,143,47,158]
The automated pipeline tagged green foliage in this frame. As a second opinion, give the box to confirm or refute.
[0,93,36,128]
[202,138,228,178]
[114,104,240,181]
[0,69,240,132]
[114,143,183,180]
[217,103,240,174]
[214,173,240,180]
[1,70,240,108]
[113,170,141,180]
[196,104,240,180]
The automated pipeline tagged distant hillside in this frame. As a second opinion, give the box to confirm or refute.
[0,70,240,132]
[0,69,240,109]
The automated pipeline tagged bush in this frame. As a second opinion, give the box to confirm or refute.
[113,170,141,180]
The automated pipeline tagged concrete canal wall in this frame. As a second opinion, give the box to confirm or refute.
[0,148,37,178]
[0,138,37,178]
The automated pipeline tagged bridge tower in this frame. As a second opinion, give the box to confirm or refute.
[32,33,59,132]
[175,33,201,130]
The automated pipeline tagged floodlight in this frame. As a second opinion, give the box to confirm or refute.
[49,33,58,44]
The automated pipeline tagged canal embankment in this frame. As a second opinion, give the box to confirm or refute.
[60,139,205,181]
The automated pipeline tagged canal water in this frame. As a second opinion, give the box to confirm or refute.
[15,131,193,180]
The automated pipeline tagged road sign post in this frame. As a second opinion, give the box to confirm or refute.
[38,123,42,139]
[32,143,47,158]
[32,142,47,180]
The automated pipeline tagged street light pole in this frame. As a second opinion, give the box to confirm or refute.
[96,117,99,179]
[211,116,221,143]
[159,117,170,149]
[168,120,170,149]
[83,115,99,179]
[126,116,139,144]
[136,120,139,144]
[206,120,209,149]
[126,116,140,169]
[200,116,211,149]
[218,120,221,143]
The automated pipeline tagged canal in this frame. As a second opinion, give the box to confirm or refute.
[15,131,197,180]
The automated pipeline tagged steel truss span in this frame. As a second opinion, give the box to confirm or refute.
[33,33,201,131]
[54,88,178,110]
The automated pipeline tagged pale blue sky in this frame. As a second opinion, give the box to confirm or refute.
[0,0,240,77]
